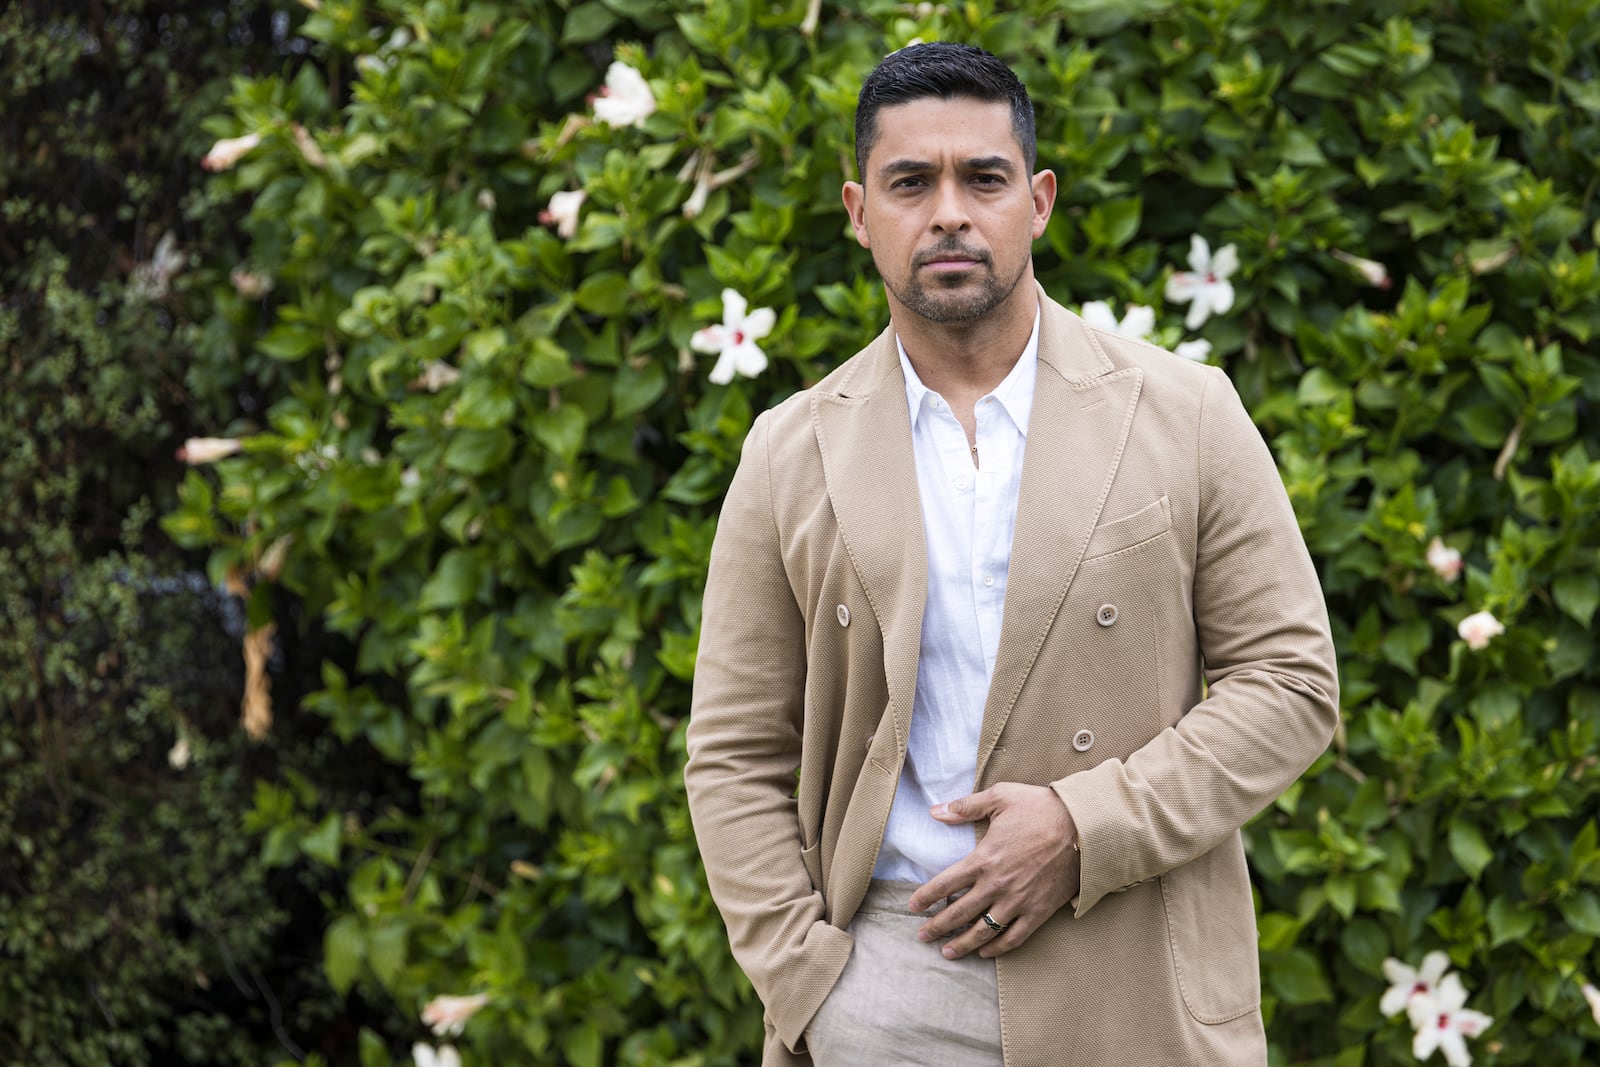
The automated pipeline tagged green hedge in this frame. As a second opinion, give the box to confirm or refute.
[0,3,391,1063]
[168,0,1600,1063]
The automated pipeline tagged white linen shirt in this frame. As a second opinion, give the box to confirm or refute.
[872,312,1040,885]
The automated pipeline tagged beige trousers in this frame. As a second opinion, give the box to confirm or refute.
[804,880,1003,1067]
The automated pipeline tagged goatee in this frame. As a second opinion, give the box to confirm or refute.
[885,245,1025,324]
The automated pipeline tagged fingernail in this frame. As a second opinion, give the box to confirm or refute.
[917,930,930,942]
[942,946,956,959]
[931,803,948,817]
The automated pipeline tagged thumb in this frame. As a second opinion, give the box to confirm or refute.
[931,788,999,824]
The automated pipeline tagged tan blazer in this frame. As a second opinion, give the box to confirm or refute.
[684,291,1339,1067]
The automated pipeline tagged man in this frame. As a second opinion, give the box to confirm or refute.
[683,41,1339,1067]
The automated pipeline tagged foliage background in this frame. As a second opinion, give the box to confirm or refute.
[6,0,1600,1064]
[0,2,415,1063]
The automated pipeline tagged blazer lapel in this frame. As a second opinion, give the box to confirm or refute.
[976,298,1143,780]
[812,331,926,753]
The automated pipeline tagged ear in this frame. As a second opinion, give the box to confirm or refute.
[841,181,871,249]
[1029,169,1057,240]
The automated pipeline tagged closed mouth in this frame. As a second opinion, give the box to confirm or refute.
[916,246,988,271]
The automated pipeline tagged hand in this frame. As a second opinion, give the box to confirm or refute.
[906,783,1081,960]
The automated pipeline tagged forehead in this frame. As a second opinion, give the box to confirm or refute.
[866,96,1022,173]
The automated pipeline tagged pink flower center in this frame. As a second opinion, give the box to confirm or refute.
[1437,1014,1450,1030]
[1206,272,1218,283]
[1413,983,1430,996]
[733,331,745,344]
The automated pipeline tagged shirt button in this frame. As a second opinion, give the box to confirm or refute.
[1073,729,1095,752]
[1097,604,1118,627]
[836,604,850,627]
[983,573,994,587]
[955,477,969,491]
[931,398,942,410]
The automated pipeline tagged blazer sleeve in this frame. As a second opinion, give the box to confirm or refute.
[683,410,852,1051]
[1052,366,1340,915]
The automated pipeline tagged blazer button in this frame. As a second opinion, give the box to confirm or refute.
[836,604,850,627]
[1096,604,1118,627]
[1072,729,1095,752]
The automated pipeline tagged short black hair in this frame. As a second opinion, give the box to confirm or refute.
[854,42,1037,181]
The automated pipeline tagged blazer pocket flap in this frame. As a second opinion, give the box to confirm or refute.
[1083,496,1170,560]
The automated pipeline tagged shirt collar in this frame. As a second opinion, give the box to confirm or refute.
[897,306,1041,436]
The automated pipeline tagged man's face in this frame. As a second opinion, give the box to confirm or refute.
[842,97,1054,325]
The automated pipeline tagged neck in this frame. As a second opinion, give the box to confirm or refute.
[891,274,1038,399]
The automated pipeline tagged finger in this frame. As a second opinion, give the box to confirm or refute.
[930,786,1003,825]
[916,884,996,943]
[939,912,1008,960]
[977,911,1038,959]
[907,859,978,913]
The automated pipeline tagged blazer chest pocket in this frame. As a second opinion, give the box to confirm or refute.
[1082,495,1170,562]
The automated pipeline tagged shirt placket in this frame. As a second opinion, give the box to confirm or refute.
[972,396,1005,672]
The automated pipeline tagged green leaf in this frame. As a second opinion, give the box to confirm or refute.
[1187,151,1235,188]
[420,549,486,610]
[1326,873,1358,920]
[1552,572,1600,627]
[1379,202,1452,239]
[257,322,323,361]
[1380,618,1432,677]
[564,1021,602,1067]
[301,813,343,867]
[562,1,619,44]
[1559,892,1600,936]
[455,376,518,429]
[1258,911,1303,952]
[523,339,578,388]
[444,428,514,474]
[324,915,365,996]
[612,359,667,418]
[359,1029,393,1067]
[1297,368,1345,406]
[367,920,409,987]
[1339,918,1388,973]
[1448,816,1494,880]
[1264,948,1334,1005]
[1083,197,1142,250]
[600,475,641,518]
[1455,404,1509,448]
[575,272,630,316]
[1487,895,1536,947]
[532,404,588,460]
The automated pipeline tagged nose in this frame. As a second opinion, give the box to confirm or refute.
[929,179,971,234]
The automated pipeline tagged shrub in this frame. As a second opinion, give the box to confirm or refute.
[0,3,384,1063]
[173,1,1600,1063]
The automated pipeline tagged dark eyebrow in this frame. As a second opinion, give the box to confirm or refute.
[878,158,935,179]
[962,156,1017,174]
[876,156,1018,182]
